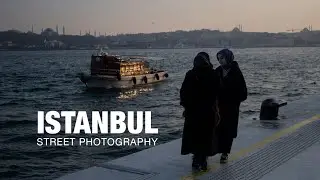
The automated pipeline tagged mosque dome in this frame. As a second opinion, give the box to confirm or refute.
[300,28,310,33]
[41,28,58,36]
[231,27,241,32]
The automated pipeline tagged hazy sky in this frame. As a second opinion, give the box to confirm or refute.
[1,0,320,34]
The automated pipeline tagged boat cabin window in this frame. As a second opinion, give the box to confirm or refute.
[90,55,152,76]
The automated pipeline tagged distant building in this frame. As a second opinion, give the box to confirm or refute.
[231,27,241,33]
[27,31,36,35]
[56,25,59,35]
[41,28,58,36]
[63,26,65,35]
[7,29,22,34]
[44,39,65,48]
[1,41,15,47]
[300,28,310,33]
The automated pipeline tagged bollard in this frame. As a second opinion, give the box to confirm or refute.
[259,98,287,120]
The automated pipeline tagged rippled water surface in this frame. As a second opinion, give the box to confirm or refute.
[0,48,319,179]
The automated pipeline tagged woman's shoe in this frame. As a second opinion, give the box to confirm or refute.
[192,155,200,170]
[220,153,228,164]
[200,158,208,171]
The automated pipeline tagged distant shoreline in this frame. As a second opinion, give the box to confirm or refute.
[2,29,320,51]
[1,45,320,52]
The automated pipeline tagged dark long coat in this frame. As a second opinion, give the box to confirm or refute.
[215,61,247,139]
[180,67,219,156]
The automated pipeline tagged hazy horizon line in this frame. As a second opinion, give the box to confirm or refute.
[0,26,315,36]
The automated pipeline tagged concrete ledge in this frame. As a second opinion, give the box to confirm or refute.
[56,95,320,180]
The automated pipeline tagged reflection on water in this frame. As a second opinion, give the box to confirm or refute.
[117,87,154,100]
[80,85,156,104]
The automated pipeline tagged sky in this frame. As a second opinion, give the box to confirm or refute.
[1,0,320,35]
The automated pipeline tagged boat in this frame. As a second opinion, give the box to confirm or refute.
[79,50,169,89]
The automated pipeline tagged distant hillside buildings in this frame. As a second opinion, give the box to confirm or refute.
[1,26,320,50]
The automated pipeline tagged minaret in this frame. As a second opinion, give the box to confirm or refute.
[32,24,34,33]
[80,30,82,36]
[94,30,96,37]
[63,26,65,35]
[56,25,59,35]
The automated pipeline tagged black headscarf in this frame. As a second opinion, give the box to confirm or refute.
[193,52,213,69]
[216,49,234,64]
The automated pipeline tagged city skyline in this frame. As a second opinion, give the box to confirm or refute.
[1,0,320,35]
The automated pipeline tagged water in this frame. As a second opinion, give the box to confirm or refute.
[0,48,319,180]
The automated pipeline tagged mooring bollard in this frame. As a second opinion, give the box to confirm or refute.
[259,98,287,120]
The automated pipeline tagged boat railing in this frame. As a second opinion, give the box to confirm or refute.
[91,68,119,71]
[91,68,119,76]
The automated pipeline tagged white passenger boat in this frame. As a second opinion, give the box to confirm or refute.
[79,50,169,89]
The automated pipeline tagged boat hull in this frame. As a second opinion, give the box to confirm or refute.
[79,71,169,89]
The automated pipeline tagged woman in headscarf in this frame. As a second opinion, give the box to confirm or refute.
[215,49,247,163]
[180,52,219,170]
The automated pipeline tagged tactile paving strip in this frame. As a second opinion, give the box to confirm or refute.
[201,120,320,180]
[98,164,158,180]
[98,163,159,180]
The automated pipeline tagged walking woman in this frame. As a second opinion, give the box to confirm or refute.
[180,52,220,170]
[215,49,247,163]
